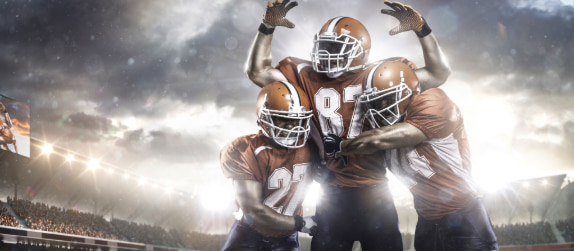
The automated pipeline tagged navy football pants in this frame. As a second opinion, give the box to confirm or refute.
[311,183,403,251]
[221,220,299,251]
[414,197,499,251]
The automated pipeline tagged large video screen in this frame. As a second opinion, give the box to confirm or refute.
[0,94,30,158]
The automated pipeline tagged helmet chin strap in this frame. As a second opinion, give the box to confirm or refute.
[326,71,344,78]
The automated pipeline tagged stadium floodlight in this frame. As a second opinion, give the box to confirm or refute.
[139,178,147,185]
[66,154,75,162]
[165,187,173,194]
[522,182,530,188]
[107,168,114,174]
[88,159,100,170]
[123,173,130,179]
[42,144,53,154]
[542,179,548,186]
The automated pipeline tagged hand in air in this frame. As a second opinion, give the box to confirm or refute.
[381,1,425,36]
[263,0,298,28]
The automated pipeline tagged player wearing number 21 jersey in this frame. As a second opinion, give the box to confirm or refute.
[220,81,318,251]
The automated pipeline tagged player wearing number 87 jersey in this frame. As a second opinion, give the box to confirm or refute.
[220,81,319,251]
[246,1,451,250]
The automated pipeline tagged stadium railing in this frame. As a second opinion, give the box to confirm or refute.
[0,225,196,251]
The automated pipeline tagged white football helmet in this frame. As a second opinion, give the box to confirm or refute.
[256,81,313,148]
[359,60,420,128]
[310,17,371,78]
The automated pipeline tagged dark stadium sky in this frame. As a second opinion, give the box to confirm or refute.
[1,0,573,201]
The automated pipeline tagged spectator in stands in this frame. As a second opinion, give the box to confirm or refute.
[494,221,557,245]
[556,217,574,242]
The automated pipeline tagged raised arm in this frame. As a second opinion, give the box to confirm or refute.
[324,122,427,157]
[381,1,451,91]
[245,0,297,87]
[414,34,451,90]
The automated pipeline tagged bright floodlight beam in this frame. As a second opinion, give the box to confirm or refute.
[88,159,100,170]
[42,144,53,154]
[200,185,233,211]
[66,154,74,162]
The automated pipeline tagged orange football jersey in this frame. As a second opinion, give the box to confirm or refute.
[384,88,478,220]
[277,56,416,187]
[220,133,318,237]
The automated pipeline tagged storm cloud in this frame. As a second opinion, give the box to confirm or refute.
[1,0,573,193]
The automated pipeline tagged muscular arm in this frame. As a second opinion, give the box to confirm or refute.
[381,1,451,91]
[414,34,451,91]
[245,0,297,87]
[233,179,295,230]
[338,122,427,156]
[244,32,288,88]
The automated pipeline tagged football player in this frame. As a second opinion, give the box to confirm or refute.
[245,0,451,250]
[324,61,499,251]
[220,81,319,251]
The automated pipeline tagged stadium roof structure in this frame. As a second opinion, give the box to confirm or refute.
[482,174,567,225]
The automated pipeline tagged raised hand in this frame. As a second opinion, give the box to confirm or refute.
[381,1,431,37]
[263,0,298,28]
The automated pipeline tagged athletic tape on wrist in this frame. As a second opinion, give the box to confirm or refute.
[415,17,432,38]
[258,23,275,35]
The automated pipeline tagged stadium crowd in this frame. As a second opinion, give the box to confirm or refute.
[556,217,574,242]
[111,218,180,247]
[0,201,19,228]
[1,198,183,248]
[7,197,122,240]
[494,221,557,245]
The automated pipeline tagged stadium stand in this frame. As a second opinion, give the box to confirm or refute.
[557,217,574,243]
[494,221,557,246]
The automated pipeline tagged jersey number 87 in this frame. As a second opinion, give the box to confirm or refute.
[315,85,365,138]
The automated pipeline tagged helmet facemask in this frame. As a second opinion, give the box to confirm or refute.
[311,32,364,78]
[359,83,412,128]
[258,105,313,149]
